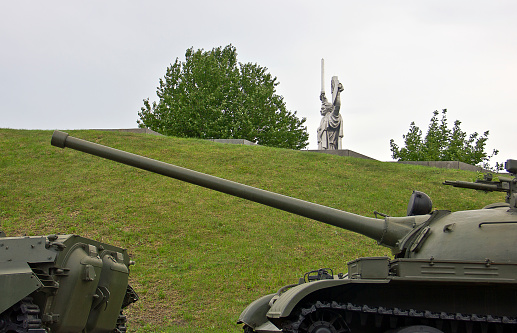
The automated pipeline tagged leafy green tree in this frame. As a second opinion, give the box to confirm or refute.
[390,109,499,168]
[137,45,309,149]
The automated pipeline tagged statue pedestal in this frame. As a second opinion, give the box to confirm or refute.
[307,149,376,160]
[208,139,257,146]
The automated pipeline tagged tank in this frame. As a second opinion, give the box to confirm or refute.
[0,233,138,333]
[50,131,517,333]
[1,164,139,330]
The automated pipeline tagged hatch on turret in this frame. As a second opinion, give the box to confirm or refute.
[407,191,432,216]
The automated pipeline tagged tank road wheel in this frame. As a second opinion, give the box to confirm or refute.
[297,309,349,333]
[387,326,443,333]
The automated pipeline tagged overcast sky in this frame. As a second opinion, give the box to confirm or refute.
[2,1,516,164]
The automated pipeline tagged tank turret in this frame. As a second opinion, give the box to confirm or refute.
[50,131,517,333]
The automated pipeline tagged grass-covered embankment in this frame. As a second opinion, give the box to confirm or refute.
[0,129,502,332]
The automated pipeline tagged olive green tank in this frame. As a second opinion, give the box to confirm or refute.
[46,131,517,333]
[0,233,138,333]
[0,138,138,333]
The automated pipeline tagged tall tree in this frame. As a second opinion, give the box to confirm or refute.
[138,45,309,149]
[390,109,500,168]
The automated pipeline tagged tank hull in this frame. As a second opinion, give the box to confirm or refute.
[0,234,137,333]
[242,257,517,333]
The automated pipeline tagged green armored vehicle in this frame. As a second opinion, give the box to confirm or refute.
[0,233,138,333]
[50,131,517,333]
[1,164,139,333]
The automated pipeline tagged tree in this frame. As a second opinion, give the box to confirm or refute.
[390,109,499,168]
[137,45,309,149]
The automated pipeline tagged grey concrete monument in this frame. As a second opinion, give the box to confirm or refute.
[317,59,344,150]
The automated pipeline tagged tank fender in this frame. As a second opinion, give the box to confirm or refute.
[267,278,389,319]
[238,293,278,329]
[0,261,43,314]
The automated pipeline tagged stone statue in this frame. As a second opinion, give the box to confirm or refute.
[317,59,344,150]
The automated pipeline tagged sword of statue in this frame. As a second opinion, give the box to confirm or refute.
[321,58,325,95]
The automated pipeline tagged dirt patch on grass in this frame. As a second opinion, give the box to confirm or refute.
[124,279,182,330]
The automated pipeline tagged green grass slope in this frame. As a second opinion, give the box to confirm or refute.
[0,129,503,332]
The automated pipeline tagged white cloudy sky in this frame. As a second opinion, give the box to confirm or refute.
[2,1,516,163]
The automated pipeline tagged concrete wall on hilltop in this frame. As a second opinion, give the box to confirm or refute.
[396,161,486,172]
[94,129,487,172]
[96,128,163,136]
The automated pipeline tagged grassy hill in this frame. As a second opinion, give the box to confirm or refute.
[0,129,503,332]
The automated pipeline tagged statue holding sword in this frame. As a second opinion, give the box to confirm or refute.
[317,59,344,150]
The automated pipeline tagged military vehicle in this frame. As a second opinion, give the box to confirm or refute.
[0,234,138,333]
[50,131,517,333]
[0,135,139,333]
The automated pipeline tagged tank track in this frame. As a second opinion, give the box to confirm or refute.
[0,298,46,333]
[114,311,128,333]
[282,301,517,333]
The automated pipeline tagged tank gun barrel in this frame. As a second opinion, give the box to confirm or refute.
[51,131,418,249]
[442,180,506,192]
[444,161,517,207]
[443,161,517,206]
